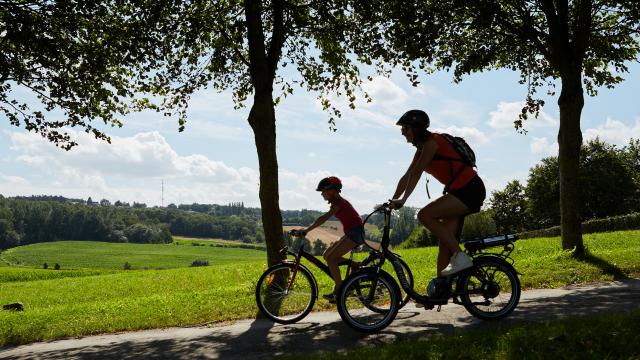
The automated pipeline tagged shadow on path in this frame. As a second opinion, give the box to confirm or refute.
[2,279,639,360]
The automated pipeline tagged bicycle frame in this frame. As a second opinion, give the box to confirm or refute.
[365,204,437,304]
[278,241,372,296]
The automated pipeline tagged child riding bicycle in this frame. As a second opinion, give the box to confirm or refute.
[293,176,364,303]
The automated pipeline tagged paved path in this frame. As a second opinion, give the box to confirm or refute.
[1,279,639,359]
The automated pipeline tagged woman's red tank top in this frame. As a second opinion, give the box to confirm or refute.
[425,133,477,191]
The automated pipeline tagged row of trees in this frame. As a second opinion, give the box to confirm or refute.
[0,200,172,250]
[490,138,640,233]
[0,197,264,250]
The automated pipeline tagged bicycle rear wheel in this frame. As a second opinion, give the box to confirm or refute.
[255,263,316,324]
[337,270,400,333]
[458,257,520,320]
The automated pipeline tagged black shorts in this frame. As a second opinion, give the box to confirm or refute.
[345,225,365,245]
[449,175,486,213]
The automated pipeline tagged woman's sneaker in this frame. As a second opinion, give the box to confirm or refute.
[441,252,473,276]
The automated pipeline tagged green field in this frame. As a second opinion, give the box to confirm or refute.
[0,230,639,346]
[1,239,265,270]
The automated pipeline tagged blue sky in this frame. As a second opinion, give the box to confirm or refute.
[1,63,639,213]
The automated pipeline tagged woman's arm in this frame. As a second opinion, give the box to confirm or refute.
[392,149,422,199]
[392,140,438,208]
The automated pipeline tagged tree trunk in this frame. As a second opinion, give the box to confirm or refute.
[557,70,585,255]
[248,93,285,266]
[243,0,286,266]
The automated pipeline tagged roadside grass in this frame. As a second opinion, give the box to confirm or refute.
[369,229,640,294]
[0,240,265,270]
[0,264,267,345]
[0,230,638,346]
[290,310,640,360]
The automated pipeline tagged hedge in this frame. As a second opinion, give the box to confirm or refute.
[518,212,640,239]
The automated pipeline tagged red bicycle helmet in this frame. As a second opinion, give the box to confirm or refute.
[316,176,342,192]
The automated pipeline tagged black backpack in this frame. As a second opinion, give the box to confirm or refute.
[436,133,476,168]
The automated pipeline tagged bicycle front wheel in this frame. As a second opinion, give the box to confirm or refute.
[337,270,400,333]
[458,257,521,320]
[360,255,413,309]
[255,263,316,324]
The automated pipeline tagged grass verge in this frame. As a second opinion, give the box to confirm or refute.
[0,230,638,346]
[288,310,640,360]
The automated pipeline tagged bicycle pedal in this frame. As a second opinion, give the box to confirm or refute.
[415,302,433,310]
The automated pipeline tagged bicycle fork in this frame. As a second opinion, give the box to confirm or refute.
[285,255,303,294]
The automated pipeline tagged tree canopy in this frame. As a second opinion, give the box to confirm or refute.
[0,0,190,149]
[348,0,640,254]
[490,138,640,232]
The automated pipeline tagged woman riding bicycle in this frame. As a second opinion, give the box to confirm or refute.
[390,110,486,278]
[296,176,364,303]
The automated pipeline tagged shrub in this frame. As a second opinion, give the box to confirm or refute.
[54,263,60,270]
[191,260,209,267]
[519,212,640,239]
[461,212,497,240]
[123,262,132,270]
[125,223,173,244]
[43,263,48,269]
[397,227,438,249]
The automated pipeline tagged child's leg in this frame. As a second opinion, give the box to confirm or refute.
[323,235,357,291]
[323,240,353,265]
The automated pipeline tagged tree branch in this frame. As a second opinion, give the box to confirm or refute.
[244,0,272,94]
[267,0,287,81]
[572,0,593,63]
[538,0,565,67]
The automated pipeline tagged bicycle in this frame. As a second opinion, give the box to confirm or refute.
[255,229,414,324]
[336,201,521,333]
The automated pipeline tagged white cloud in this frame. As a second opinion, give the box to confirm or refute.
[530,137,557,156]
[0,174,29,186]
[435,99,481,125]
[362,76,409,110]
[584,117,640,146]
[6,130,260,206]
[488,101,557,130]
[433,126,490,145]
[278,169,390,211]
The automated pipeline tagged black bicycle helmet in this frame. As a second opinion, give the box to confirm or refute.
[396,110,430,128]
[316,176,342,192]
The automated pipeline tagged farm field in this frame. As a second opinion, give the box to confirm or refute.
[284,221,379,246]
[0,240,265,270]
[0,230,639,346]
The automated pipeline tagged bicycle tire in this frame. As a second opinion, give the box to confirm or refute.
[255,263,317,324]
[458,257,521,320]
[337,270,400,333]
[359,255,413,309]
